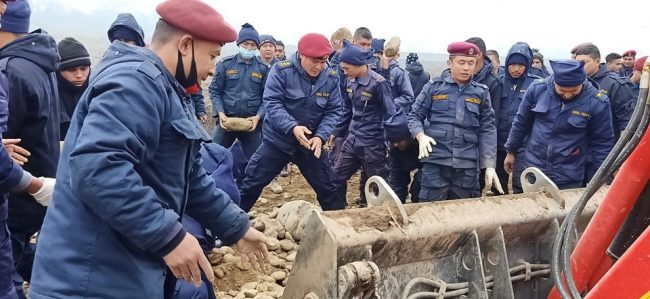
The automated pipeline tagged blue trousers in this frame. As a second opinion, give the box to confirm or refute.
[388,143,420,203]
[1,200,17,299]
[334,142,388,204]
[212,124,261,160]
[419,163,480,201]
[239,142,343,211]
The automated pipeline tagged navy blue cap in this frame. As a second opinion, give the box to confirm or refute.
[259,34,276,47]
[508,53,527,66]
[2,0,31,34]
[371,38,385,53]
[340,40,368,66]
[550,60,587,87]
[237,23,260,47]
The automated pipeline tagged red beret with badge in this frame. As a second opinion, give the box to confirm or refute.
[298,33,333,59]
[156,0,237,44]
[447,41,480,57]
[623,50,637,57]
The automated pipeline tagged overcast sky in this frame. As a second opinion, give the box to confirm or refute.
[30,0,648,60]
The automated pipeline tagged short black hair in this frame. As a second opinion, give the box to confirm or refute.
[353,27,372,41]
[574,45,601,60]
[465,37,486,54]
[276,40,284,47]
[485,49,499,58]
[605,53,621,63]
[151,19,182,45]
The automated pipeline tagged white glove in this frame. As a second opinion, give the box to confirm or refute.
[417,134,437,159]
[485,167,505,195]
[30,177,55,206]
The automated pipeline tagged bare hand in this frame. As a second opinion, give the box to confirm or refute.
[198,115,209,124]
[3,138,30,165]
[236,227,273,271]
[218,112,229,131]
[504,152,515,174]
[247,115,261,132]
[380,53,390,70]
[163,233,214,287]
[325,135,335,151]
[309,137,323,158]
[293,126,312,149]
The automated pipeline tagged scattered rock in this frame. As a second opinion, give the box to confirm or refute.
[268,208,279,219]
[252,219,266,232]
[279,239,295,251]
[253,294,274,299]
[260,275,275,283]
[281,277,288,286]
[277,252,287,259]
[214,267,225,278]
[248,211,257,219]
[260,197,269,204]
[284,232,293,241]
[220,246,235,255]
[228,290,239,297]
[223,254,240,263]
[283,193,291,200]
[266,238,280,251]
[242,289,258,298]
[209,252,223,265]
[268,256,285,267]
[277,200,320,241]
[285,252,297,262]
[284,264,292,271]
[236,260,252,271]
[241,282,259,290]
[270,271,287,281]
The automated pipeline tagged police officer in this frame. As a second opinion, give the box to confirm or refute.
[496,42,541,194]
[504,60,615,189]
[409,42,502,201]
[209,23,269,159]
[574,45,634,136]
[239,33,343,212]
[331,41,410,206]
[29,1,270,297]
[620,50,636,78]
[628,56,647,100]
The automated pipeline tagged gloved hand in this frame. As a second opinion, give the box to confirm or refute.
[485,168,505,195]
[30,177,55,206]
[416,133,437,159]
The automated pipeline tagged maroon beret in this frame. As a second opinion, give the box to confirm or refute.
[634,56,648,71]
[156,0,236,44]
[623,49,637,57]
[447,41,479,57]
[298,33,332,59]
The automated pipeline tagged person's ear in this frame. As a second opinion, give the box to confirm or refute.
[177,35,193,56]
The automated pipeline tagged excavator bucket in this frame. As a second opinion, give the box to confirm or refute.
[284,168,607,299]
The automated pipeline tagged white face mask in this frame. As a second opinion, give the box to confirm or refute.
[239,46,259,59]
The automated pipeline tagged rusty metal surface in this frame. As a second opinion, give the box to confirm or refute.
[284,172,608,299]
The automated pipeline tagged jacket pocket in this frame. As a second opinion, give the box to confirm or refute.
[170,118,210,142]
[464,101,480,127]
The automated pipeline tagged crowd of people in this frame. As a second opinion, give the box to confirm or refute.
[0,0,644,298]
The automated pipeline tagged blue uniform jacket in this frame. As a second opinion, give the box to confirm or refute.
[441,58,503,118]
[0,30,61,207]
[405,62,431,99]
[0,71,30,221]
[387,60,415,112]
[29,42,249,299]
[497,42,541,152]
[408,75,497,169]
[504,77,615,187]
[333,68,410,147]
[592,64,634,133]
[209,54,269,118]
[262,54,342,154]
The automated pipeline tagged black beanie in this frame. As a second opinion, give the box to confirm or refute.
[57,37,91,71]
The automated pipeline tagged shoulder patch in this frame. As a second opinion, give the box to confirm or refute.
[277,61,292,68]
[137,61,162,80]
